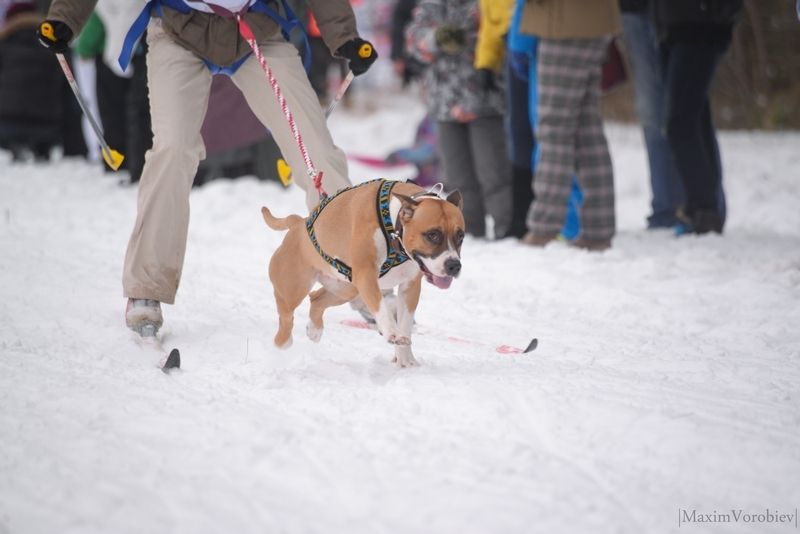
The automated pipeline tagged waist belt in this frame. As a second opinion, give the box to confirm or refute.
[118,0,310,74]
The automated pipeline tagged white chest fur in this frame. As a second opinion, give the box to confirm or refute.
[371,228,420,289]
[378,255,420,289]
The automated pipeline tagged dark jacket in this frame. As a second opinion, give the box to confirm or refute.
[619,0,648,14]
[651,0,743,43]
[0,12,63,129]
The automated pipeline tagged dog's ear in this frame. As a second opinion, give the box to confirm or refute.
[393,193,419,222]
[445,190,463,210]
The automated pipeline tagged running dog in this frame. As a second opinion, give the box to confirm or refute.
[261,179,465,367]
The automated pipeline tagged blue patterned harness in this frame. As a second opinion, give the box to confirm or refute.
[306,179,410,282]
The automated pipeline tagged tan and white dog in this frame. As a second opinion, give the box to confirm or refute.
[261,179,465,367]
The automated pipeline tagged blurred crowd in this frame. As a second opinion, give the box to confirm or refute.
[1,0,748,245]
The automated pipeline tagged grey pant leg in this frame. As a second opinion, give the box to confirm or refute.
[437,120,485,237]
[467,116,513,238]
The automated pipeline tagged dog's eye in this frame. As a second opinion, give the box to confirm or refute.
[425,230,443,244]
[455,230,464,246]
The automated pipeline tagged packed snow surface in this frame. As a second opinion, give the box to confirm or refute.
[1,94,799,534]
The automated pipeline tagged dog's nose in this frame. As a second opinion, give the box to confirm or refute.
[444,258,461,277]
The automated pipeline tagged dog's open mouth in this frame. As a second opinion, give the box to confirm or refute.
[413,253,453,289]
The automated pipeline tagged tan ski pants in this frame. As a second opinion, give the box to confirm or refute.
[123,19,350,304]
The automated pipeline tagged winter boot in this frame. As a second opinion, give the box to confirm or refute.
[674,208,723,236]
[571,236,612,251]
[125,298,163,337]
[520,231,558,247]
[509,166,535,238]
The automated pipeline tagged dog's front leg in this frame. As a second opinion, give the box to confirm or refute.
[393,275,422,367]
[351,266,406,346]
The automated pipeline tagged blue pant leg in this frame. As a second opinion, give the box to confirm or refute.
[622,12,685,227]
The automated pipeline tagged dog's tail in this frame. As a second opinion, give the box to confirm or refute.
[261,206,304,231]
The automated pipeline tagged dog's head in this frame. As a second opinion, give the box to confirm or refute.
[393,190,465,289]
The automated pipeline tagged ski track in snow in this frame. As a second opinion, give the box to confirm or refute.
[1,94,800,534]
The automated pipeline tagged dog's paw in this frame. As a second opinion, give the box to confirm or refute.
[387,334,411,346]
[274,334,293,350]
[392,353,419,368]
[306,322,323,343]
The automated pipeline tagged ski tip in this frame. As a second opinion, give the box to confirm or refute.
[161,348,181,373]
[523,338,538,353]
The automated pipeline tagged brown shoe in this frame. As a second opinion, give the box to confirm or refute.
[521,231,558,247]
[571,237,612,251]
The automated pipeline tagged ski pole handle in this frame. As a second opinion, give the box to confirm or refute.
[40,21,56,41]
[358,43,372,58]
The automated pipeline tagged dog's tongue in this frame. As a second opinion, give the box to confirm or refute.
[430,274,453,289]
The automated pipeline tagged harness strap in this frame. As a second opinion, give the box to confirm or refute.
[375,180,411,276]
[306,180,411,281]
[118,0,310,74]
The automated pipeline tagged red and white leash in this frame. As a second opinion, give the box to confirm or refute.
[235,14,327,198]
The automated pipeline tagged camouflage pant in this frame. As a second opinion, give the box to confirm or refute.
[527,38,616,241]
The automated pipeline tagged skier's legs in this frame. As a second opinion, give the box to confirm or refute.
[122,19,213,304]
[232,37,351,211]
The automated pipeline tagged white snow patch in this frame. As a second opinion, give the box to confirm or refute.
[1,93,799,534]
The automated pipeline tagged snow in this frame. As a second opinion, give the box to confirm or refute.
[1,93,799,534]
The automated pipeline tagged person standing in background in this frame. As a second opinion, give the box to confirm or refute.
[520,0,621,251]
[390,0,424,86]
[652,0,742,235]
[406,0,512,239]
[0,1,63,161]
[620,0,684,229]
[474,0,534,238]
[496,0,583,240]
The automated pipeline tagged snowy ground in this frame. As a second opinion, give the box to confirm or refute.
[1,93,799,534]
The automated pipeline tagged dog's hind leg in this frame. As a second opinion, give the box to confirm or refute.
[307,284,357,342]
[270,247,315,349]
[273,290,304,349]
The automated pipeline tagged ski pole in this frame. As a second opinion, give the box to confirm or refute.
[276,42,371,187]
[325,70,355,119]
[40,22,125,171]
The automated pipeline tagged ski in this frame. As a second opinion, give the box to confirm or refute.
[132,324,181,372]
[161,348,181,373]
[339,319,537,354]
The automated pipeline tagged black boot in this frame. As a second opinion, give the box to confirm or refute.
[676,208,723,235]
[508,166,534,238]
[693,210,724,234]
